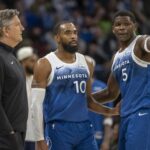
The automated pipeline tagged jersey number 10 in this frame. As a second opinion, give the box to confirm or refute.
[73,81,86,93]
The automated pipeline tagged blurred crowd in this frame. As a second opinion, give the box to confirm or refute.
[1,0,150,82]
[1,0,149,149]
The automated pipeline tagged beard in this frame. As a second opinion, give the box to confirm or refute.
[25,66,34,75]
[61,42,78,53]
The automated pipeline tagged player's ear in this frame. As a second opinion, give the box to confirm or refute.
[111,23,115,33]
[134,22,138,33]
[54,34,60,43]
[112,26,115,34]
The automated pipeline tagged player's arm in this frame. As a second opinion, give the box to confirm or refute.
[100,117,113,150]
[92,53,120,104]
[134,35,150,62]
[141,36,150,53]
[85,57,119,116]
[92,73,120,104]
[31,58,51,150]
[140,35,150,53]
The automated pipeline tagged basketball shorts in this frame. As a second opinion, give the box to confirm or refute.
[119,108,150,150]
[45,120,98,150]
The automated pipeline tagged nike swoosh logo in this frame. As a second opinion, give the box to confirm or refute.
[138,112,148,116]
[56,66,63,69]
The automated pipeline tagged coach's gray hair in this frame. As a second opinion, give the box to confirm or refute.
[0,9,19,37]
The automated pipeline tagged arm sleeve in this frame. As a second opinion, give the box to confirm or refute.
[0,58,13,134]
[31,88,45,141]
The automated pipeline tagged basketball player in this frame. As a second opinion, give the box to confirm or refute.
[31,21,119,150]
[17,46,38,150]
[93,11,150,150]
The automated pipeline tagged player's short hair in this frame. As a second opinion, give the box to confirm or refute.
[112,10,136,24]
[53,21,76,35]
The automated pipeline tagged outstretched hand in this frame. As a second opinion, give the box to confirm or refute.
[109,102,120,116]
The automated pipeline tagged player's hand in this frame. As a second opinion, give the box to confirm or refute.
[100,141,110,150]
[36,140,48,150]
[111,102,120,116]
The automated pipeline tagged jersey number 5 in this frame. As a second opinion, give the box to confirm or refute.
[73,81,86,93]
[122,68,128,81]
